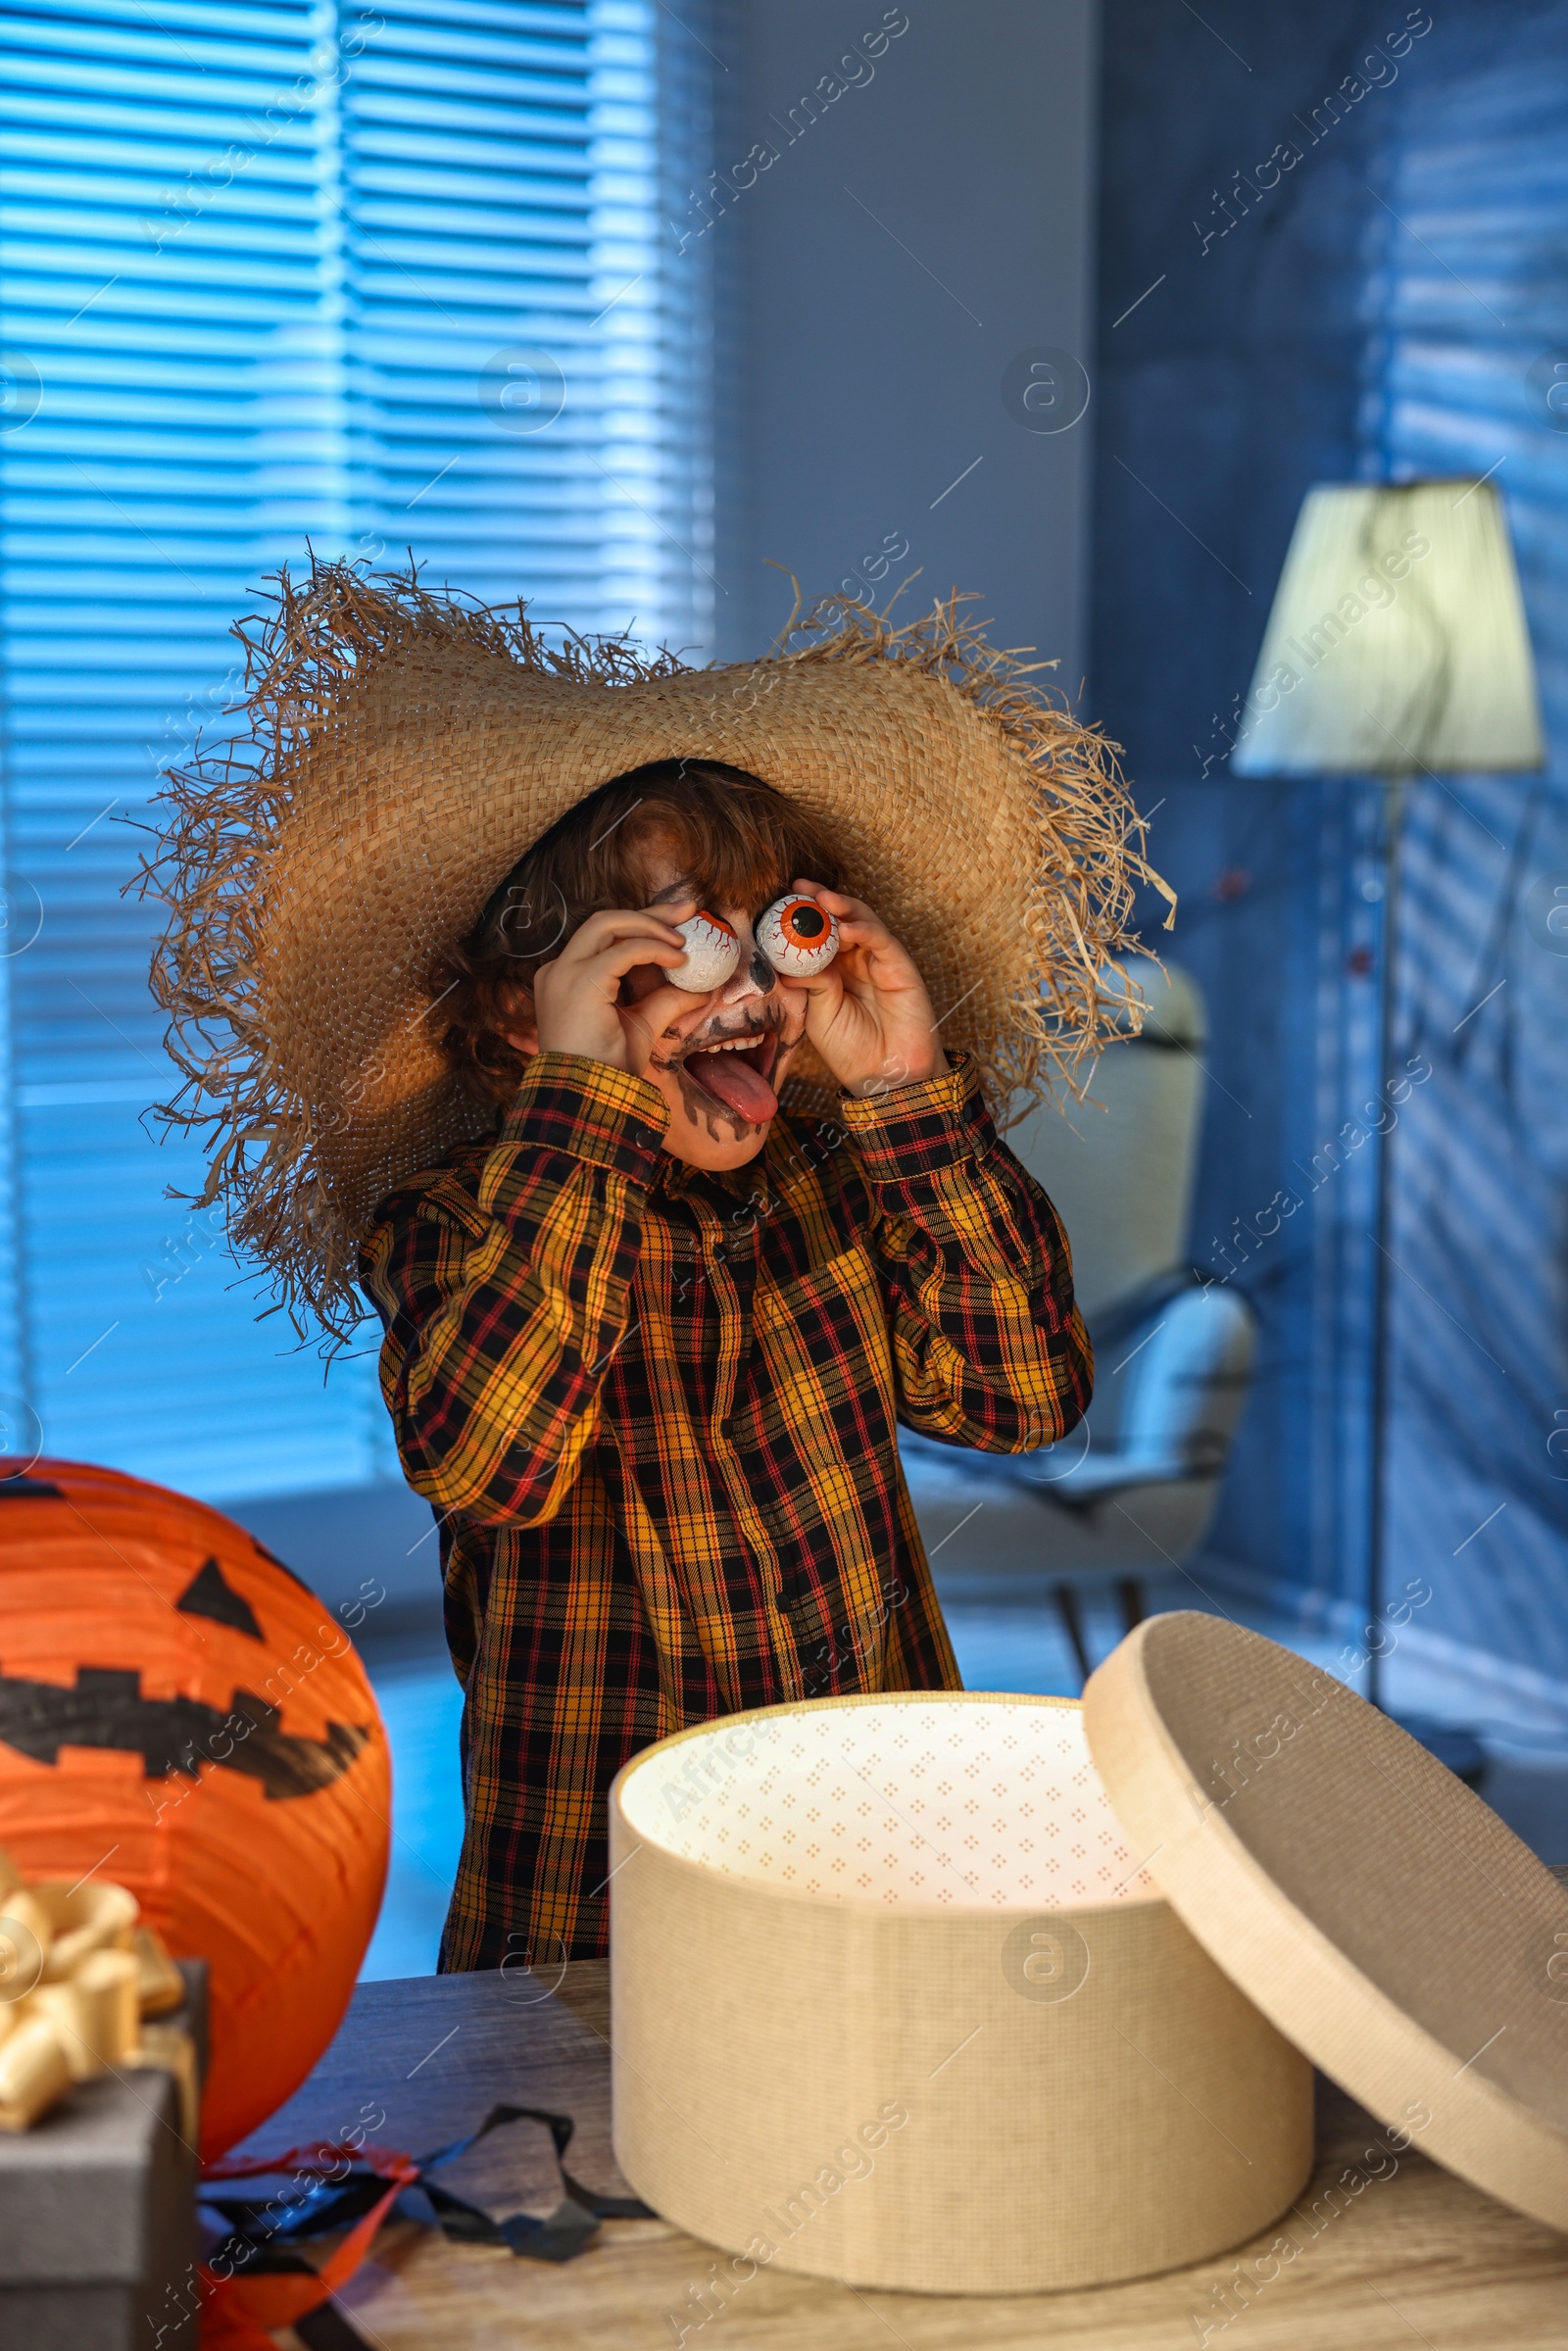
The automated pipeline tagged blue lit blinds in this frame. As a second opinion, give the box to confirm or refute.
[1365,11,1568,1723]
[0,0,715,1501]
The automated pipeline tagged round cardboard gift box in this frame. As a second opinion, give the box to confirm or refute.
[611,1685,1307,2294]
[608,1614,1568,2297]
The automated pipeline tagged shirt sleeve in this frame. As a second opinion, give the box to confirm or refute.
[358,1052,669,1526]
[837,1053,1093,1452]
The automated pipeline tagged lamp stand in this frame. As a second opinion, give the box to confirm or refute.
[1364,774,1405,1714]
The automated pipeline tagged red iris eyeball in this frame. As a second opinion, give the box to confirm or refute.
[759,894,840,977]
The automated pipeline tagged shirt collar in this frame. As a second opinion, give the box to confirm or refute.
[653,1132,787,1216]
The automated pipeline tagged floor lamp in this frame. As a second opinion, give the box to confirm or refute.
[1231,479,1544,1734]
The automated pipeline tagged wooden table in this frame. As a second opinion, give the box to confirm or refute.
[241,1961,1568,2349]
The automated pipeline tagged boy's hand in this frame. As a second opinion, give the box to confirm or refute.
[517,901,696,1078]
[780,879,950,1100]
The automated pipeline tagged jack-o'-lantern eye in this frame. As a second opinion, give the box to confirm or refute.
[668,910,741,993]
[758,895,840,977]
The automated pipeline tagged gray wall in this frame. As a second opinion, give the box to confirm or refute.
[710,0,1102,691]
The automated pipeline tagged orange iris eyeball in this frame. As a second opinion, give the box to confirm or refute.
[669,910,741,992]
[759,894,840,977]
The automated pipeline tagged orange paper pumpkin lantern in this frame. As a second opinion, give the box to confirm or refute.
[0,1458,391,2158]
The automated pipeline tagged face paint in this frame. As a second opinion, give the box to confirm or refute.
[669,909,742,992]
[758,894,840,977]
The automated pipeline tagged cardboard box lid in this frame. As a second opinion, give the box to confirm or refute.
[1083,1612,1568,2233]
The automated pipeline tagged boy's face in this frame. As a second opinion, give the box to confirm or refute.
[624,847,810,1169]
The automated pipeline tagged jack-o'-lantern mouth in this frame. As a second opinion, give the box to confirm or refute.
[0,1665,371,1802]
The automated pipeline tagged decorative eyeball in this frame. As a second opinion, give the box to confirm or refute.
[668,909,742,993]
[759,894,840,977]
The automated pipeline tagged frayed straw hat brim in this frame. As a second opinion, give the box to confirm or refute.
[141,562,1171,1344]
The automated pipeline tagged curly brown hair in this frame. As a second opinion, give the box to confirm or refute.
[436,759,846,1105]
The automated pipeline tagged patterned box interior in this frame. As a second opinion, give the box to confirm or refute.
[620,1699,1162,1909]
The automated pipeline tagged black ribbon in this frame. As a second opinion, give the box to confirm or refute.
[201,2101,655,2341]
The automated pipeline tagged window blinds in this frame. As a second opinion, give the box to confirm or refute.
[1358,12,1568,1720]
[0,0,714,1500]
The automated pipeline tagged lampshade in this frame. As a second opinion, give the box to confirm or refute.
[1230,479,1544,775]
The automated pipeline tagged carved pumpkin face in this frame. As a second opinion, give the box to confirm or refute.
[0,1458,390,2159]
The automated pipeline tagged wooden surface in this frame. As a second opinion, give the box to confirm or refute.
[237,1958,1568,2349]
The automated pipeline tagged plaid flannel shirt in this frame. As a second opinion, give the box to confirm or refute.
[359,1050,1091,1969]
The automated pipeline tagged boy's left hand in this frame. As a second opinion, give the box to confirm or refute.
[781,879,950,1101]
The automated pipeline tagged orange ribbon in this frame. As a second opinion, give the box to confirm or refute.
[198,2139,419,2348]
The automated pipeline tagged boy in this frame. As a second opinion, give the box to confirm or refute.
[360,759,1092,1973]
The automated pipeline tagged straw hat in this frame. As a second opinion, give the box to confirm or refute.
[142,562,1170,1344]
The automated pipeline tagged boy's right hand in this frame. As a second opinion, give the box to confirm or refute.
[509,901,697,1078]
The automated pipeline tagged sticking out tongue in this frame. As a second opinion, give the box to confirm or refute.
[684,1043,779,1123]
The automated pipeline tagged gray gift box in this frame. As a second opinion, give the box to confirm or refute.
[0,1960,207,2351]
